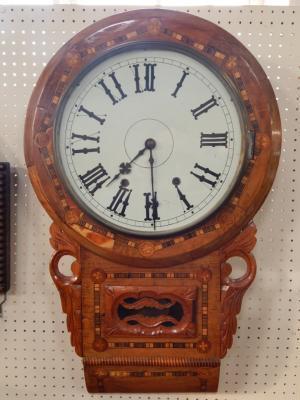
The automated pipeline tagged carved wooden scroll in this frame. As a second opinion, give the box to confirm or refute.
[49,223,82,356]
[220,223,257,358]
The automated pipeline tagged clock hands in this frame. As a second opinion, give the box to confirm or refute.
[144,138,159,230]
[106,145,147,186]
[172,177,193,211]
[107,137,159,229]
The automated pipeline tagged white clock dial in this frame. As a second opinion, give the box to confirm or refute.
[55,45,246,236]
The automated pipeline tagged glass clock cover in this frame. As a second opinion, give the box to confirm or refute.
[55,45,246,236]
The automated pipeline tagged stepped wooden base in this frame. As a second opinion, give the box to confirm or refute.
[83,359,220,393]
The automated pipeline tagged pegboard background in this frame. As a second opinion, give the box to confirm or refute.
[0,4,299,400]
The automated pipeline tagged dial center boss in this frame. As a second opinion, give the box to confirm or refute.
[124,118,174,168]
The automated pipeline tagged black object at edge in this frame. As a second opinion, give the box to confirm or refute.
[0,162,10,299]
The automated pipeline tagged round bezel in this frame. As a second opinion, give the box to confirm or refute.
[53,40,248,238]
[24,9,281,267]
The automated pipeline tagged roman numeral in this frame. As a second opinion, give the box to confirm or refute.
[190,163,220,188]
[99,72,127,105]
[72,147,100,156]
[144,63,156,92]
[78,105,105,125]
[72,133,100,143]
[132,63,156,93]
[132,64,142,93]
[191,95,218,120]
[144,192,160,222]
[79,163,109,195]
[172,177,193,211]
[200,132,228,148]
[171,70,189,98]
[107,183,132,217]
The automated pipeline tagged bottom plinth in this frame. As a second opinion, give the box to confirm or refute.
[83,359,220,393]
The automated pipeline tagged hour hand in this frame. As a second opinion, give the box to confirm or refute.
[106,146,146,186]
[106,173,120,187]
[106,162,131,186]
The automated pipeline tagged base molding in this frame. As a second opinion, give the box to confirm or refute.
[83,356,220,368]
[83,361,220,393]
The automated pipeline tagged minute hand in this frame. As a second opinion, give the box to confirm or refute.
[148,147,159,230]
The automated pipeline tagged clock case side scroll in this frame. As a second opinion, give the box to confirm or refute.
[24,9,281,393]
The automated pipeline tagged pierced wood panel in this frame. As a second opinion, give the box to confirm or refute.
[103,286,197,337]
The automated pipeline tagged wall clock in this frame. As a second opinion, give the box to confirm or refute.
[24,9,281,393]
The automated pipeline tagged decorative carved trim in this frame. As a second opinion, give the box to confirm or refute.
[107,271,200,279]
[200,278,209,349]
[222,222,257,256]
[103,286,197,337]
[49,223,82,356]
[83,356,220,368]
[220,223,257,358]
[100,370,199,378]
[50,223,79,255]
[197,339,211,354]
[108,341,196,349]
[84,358,219,392]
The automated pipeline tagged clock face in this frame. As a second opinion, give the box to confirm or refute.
[55,44,246,237]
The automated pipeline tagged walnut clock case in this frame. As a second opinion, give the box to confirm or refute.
[24,9,281,393]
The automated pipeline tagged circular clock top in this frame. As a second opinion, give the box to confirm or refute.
[25,9,281,265]
[55,45,246,236]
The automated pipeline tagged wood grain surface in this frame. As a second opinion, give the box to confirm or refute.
[24,9,281,393]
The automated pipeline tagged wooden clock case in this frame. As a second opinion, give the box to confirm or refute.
[24,9,281,393]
